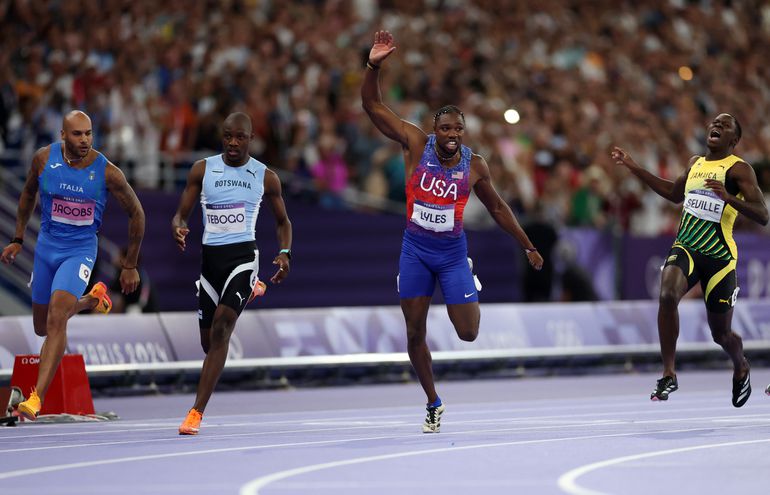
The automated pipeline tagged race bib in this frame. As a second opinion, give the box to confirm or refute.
[205,203,247,234]
[683,189,724,222]
[51,196,95,226]
[411,201,454,232]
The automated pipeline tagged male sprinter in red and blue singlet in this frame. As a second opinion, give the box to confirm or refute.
[362,31,544,433]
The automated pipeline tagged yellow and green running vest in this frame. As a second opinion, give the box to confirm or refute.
[675,155,744,260]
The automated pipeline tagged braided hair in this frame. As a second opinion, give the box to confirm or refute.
[433,105,465,124]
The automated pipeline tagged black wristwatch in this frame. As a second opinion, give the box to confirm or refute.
[279,248,292,260]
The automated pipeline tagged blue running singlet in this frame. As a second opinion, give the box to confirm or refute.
[32,143,107,303]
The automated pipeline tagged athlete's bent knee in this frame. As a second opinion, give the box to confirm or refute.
[711,329,737,348]
[458,327,478,342]
[209,319,235,347]
[659,289,681,308]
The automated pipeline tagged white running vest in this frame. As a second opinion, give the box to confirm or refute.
[200,154,265,246]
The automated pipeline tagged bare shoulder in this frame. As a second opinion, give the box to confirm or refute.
[190,159,206,176]
[404,120,429,150]
[263,167,283,193]
[470,152,490,174]
[179,159,206,186]
[34,145,52,162]
[31,145,52,173]
[104,160,129,187]
[729,160,758,179]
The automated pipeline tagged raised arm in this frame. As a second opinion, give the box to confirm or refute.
[361,30,426,151]
[106,162,145,294]
[171,160,205,251]
[611,146,691,203]
[0,147,45,264]
[471,155,543,270]
[706,162,769,226]
[263,169,292,284]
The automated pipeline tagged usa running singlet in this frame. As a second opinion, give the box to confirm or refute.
[675,155,744,260]
[38,142,107,242]
[405,134,471,238]
[200,154,265,246]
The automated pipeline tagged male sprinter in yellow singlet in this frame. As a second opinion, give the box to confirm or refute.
[612,113,768,407]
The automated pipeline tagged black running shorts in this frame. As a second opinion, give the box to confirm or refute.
[664,243,738,313]
[198,241,259,329]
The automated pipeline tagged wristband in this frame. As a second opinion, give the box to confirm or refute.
[525,248,538,254]
[366,60,380,70]
[121,264,137,270]
[10,237,23,245]
[279,248,292,260]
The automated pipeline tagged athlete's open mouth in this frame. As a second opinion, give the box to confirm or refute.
[709,129,721,138]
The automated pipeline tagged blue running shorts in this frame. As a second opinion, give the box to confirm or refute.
[398,230,478,304]
[31,232,98,304]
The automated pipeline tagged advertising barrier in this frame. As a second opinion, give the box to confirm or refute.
[1,300,769,375]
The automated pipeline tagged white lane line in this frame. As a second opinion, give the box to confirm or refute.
[0,419,636,455]
[557,437,770,495]
[0,422,757,482]
[0,392,741,442]
[3,411,769,454]
[2,400,760,442]
[0,435,398,481]
[237,423,763,495]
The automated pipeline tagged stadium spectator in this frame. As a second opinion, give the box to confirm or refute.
[0,0,768,236]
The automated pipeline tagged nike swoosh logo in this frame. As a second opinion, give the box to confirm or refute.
[86,257,93,263]
[464,292,475,298]
[426,163,439,167]
[51,163,63,169]
[212,170,224,174]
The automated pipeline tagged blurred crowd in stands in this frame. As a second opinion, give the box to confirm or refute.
[2,0,770,236]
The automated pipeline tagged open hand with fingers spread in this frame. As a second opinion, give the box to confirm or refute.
[368,30,397,67]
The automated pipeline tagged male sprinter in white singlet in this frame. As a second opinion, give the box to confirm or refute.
[172,112,292,435]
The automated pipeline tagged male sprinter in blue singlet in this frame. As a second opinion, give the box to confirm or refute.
[172,112,292,435]
[613,113,768,407]
[362,31,544,433]
[1,110,145,420]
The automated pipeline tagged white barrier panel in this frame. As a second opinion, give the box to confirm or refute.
[2,300,770,373]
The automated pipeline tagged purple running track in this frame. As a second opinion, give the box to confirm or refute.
[1,370,770,494]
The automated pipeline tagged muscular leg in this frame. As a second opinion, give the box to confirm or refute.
[707,309,749,380]
[33,295,99,338]
[191,305,238,413]
[401,296,437,404]
[35,290,79,400]
[658,266,689,378]
[199,326,211,354]
[32,303,49,337]
[446,302,480,342]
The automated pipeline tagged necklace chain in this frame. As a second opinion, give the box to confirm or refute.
[434,143,458,162]
[62,143,85,164]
